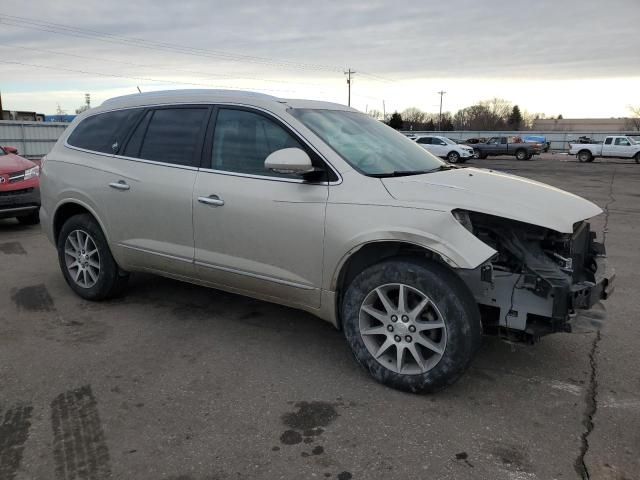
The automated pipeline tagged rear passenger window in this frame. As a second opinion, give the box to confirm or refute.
[416,137,431,144]
[604,138,612,145]
[211,109,304,177]
[127,108,208,166]
[67,109,142,154]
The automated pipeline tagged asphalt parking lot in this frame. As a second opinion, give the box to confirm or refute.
[1,153,638,480]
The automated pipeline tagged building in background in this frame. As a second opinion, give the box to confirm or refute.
[532,118,634,132]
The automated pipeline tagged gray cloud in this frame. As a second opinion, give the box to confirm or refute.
[0,0,638,81]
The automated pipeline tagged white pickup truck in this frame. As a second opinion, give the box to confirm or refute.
[569,135,640,163]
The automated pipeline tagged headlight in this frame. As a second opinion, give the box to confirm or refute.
[452,209,473,233]
[24,166,39,180]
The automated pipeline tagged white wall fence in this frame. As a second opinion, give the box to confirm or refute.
[400,130,640,152]
[1,121,638,158]
[0,120,69,159]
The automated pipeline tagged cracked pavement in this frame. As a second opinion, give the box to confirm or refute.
[0,154,638,479]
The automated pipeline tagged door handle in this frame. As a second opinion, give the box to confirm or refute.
[109,180,130,191]
[198,195,225,207]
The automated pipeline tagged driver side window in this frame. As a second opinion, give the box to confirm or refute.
[211,109,304,178]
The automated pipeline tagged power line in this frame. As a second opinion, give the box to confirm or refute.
[0,59,300,94]
[0,13,343,73]
[0,14,396,86]
[1,44,333,89]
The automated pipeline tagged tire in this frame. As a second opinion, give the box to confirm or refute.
[447,151,460,163]
[341,257,482,393]
[578,150,592,163]
[16,210,39,225]
[635,153,640,164]
[57,213,129,300]
[473,148,480,159]
[515,149,527,161]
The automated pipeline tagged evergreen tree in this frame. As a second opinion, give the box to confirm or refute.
[387,112,404,130]
[508,105,523,130]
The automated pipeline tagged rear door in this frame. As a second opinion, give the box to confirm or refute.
[429,137,448,157]
[415,136,434,154]
[192,106,329,308]
[601,137,615,157]
[103,105,210,275]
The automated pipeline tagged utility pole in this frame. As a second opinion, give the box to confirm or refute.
[437,90,446,131]
[344,69,356,107]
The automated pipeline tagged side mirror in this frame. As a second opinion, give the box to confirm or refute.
[3,146,18,155]
[265,148,314,175]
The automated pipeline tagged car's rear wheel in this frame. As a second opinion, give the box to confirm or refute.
[578,150,593,163]
[16,210,39,225]
[635,152,640,164]
[515,149,527,160]
[57,213,129,300]
[341,258,482,393]
[447,151,460,163]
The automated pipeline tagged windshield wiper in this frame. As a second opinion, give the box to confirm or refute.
[368,165,454,178]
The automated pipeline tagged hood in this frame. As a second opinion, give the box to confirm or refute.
[382,167,602,233]
[0,153,36,174]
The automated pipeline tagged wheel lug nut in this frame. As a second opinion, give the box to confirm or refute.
[405,335,412,342]
[408,325,416,333]
[387,325,394,332]
[394,335,401,342]
[391,315,398,322]
[401,315,409,322]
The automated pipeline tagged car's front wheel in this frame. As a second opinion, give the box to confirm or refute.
[57,213,129,300]
[341,258,482,393]
[447,151,460,163]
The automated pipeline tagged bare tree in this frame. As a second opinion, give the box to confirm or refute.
[626,106,640,131]
[401,108,427,125]
[368,109,383,120]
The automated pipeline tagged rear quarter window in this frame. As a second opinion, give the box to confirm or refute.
[67,109,142,154]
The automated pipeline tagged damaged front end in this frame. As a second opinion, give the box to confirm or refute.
[455,211,615,342]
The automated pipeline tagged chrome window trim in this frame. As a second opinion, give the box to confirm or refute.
[118,243,315,290]
[63,101,343,184]
[194,260,315,290]
[118,243,193,263]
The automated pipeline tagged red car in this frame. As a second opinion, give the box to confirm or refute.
[0,146,41,225]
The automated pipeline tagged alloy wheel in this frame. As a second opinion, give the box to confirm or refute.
[359,283,447,374]
[64,229,101,288]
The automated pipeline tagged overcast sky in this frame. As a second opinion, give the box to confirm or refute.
[0,0,638,117]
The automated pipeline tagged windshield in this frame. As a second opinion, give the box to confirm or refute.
[442,137,456,145]
[290,109,445,175]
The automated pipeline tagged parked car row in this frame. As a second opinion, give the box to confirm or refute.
[0,146,41,224]
[413,135,541,162]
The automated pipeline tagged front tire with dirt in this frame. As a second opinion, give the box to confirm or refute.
[341,258,482,393]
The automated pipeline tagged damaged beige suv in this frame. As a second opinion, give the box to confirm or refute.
[41,90,613,392]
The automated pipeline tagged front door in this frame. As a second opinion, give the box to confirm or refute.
[192,107,328,308]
